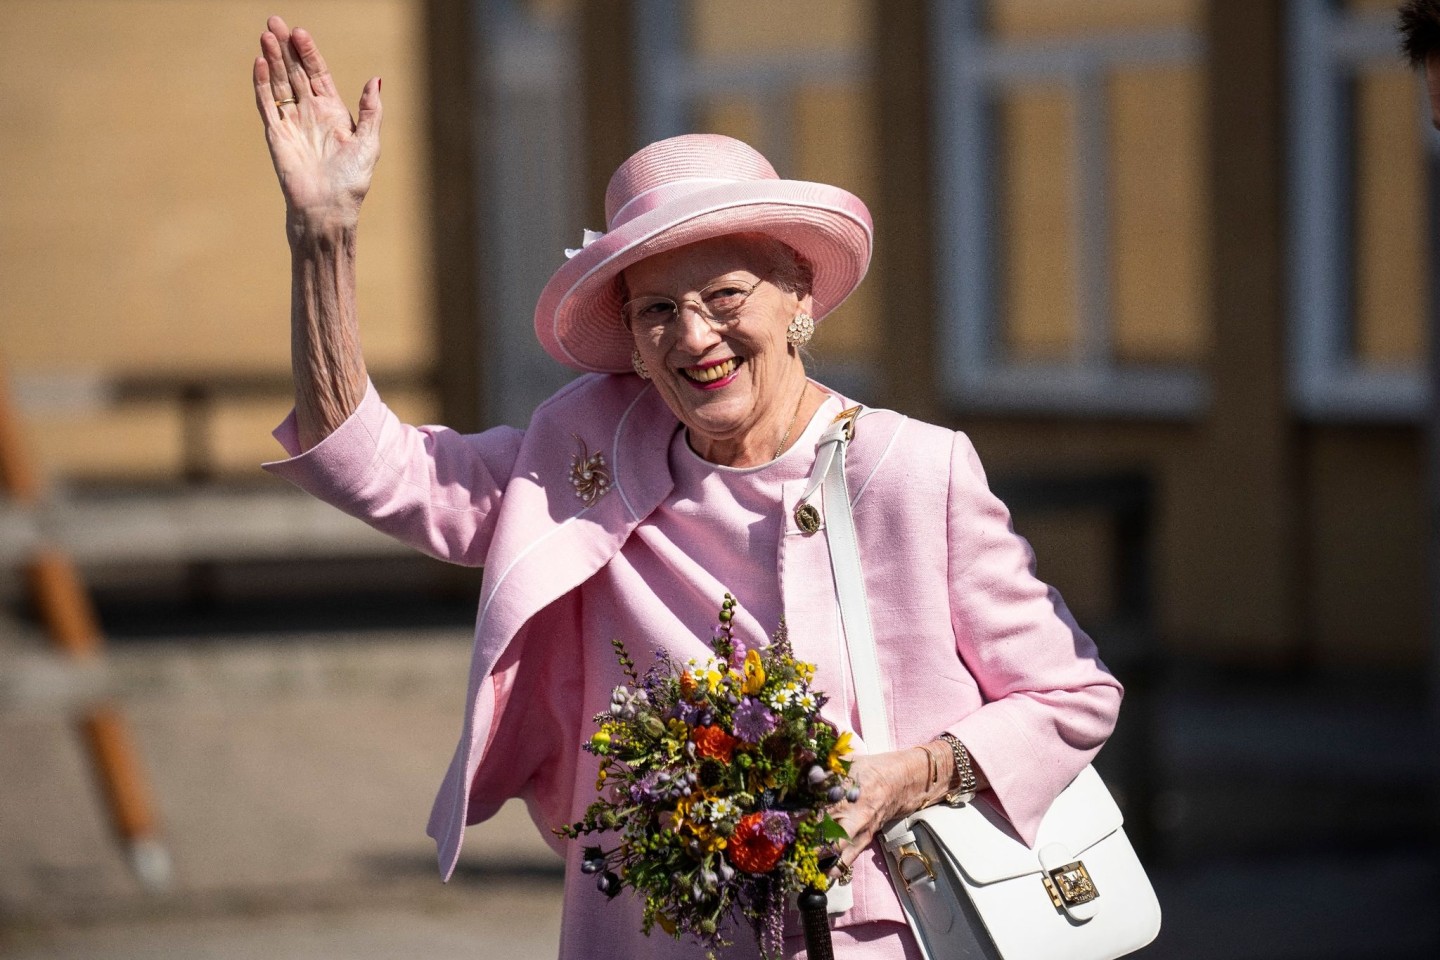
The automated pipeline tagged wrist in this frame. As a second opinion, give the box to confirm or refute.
[286,207,360,245]
[937,733,978,806]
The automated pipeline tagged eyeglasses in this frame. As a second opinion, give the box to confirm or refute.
[621,275,766,334]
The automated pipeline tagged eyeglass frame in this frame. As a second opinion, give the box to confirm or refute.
[619,272,773,335]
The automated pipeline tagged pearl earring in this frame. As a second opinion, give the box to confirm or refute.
[631,349,651,380]
[786,313,815,347]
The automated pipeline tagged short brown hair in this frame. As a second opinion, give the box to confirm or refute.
[1400,0,1440,67]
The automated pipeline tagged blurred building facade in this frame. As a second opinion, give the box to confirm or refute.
[2,0,1428,670]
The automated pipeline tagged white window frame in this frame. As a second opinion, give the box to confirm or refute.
[929,0,1208,417]
[1288,0,1431,421]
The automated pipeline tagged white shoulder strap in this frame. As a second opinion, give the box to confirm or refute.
[799,406,892,755]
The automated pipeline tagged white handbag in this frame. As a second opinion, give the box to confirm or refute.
[801,407,1162,960]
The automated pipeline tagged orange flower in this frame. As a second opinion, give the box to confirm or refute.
[727,812,786,874]
[691,725,737,763]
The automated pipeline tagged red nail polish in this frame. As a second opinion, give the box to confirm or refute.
[378,78,382,92]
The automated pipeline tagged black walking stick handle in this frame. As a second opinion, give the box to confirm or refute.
[798,890,835,960]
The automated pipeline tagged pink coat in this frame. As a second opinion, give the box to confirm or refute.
[264,372,1121,930]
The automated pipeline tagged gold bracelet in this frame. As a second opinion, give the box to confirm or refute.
[937,733,977,806]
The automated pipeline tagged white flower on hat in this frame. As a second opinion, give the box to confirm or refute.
[564,228,606,259]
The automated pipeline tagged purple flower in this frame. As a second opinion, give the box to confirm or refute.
[679,702,714,725]
[760,810,795,845]
[732,697,776,743]
[728,635,748,668]
[630,770,664,804]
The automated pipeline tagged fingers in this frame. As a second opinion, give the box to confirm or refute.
[355,77,383,144]
[260,31,296,111]
[291,27,338,98]
[836,823,874,869]
[266,15,313,104]
[825,806,866,873]
[252,56,280,125]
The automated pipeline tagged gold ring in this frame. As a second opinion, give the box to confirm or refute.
[836,860,853,886]
[275,97,298,107]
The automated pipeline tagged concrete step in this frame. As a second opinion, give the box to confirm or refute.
[0,630,561,927]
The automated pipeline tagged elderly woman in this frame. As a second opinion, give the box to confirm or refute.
[253,16,1120,960]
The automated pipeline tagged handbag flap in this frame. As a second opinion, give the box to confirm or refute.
[907,765,1123,885]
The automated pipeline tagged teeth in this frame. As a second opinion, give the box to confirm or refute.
[685,358,738,383]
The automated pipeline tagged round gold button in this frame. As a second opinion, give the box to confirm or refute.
[794,503,821,534]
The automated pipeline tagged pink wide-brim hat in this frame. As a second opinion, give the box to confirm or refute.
[534,134,874,373]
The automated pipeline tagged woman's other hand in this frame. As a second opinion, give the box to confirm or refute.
[828,741,989,878]
[827,748,929,876]
[253,15,381,236]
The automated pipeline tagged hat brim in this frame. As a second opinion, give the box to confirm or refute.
[535,180,874,373]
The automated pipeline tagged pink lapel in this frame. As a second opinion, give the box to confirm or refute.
[434,375,678,876]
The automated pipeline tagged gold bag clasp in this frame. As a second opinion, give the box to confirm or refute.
[1042,860,1099,909]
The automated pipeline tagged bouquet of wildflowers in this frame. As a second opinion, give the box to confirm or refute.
[555,593,857,960]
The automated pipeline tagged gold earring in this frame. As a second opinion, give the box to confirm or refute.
[631,349,651,380]
[786,313,815,347]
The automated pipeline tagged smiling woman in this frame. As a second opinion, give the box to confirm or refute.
[254,18,1121,959]
[620,235,823,467]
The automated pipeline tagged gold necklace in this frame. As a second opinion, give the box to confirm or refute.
[773,384,809,461]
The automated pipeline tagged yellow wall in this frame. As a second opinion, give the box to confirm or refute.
[989,0,1202,36]
[1,0,433,481]
[1354,67,1427,367]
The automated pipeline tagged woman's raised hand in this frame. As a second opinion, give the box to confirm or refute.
[253,16,381,235]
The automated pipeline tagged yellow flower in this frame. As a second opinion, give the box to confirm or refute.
[657,913,677,935]
[828,730,854,773]
[692,825,728,853]
[671,798,693,832]
[742,649,766,695]
[795,855,824,889]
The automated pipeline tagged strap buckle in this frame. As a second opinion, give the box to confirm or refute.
[831,406,863,442]
[896,842,936,892]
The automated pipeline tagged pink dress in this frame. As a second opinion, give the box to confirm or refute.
[563,395,918,958]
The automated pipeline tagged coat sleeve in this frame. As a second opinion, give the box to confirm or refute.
[261,380,523,567]
[942,431,1123,845]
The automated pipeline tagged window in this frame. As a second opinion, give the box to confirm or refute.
[930,0,1210,416]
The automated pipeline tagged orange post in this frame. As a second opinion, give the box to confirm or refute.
[0,361,169,889]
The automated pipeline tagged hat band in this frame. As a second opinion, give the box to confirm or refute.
[609,177,748,228]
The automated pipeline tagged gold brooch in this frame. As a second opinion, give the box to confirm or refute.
[569,435,612,507]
